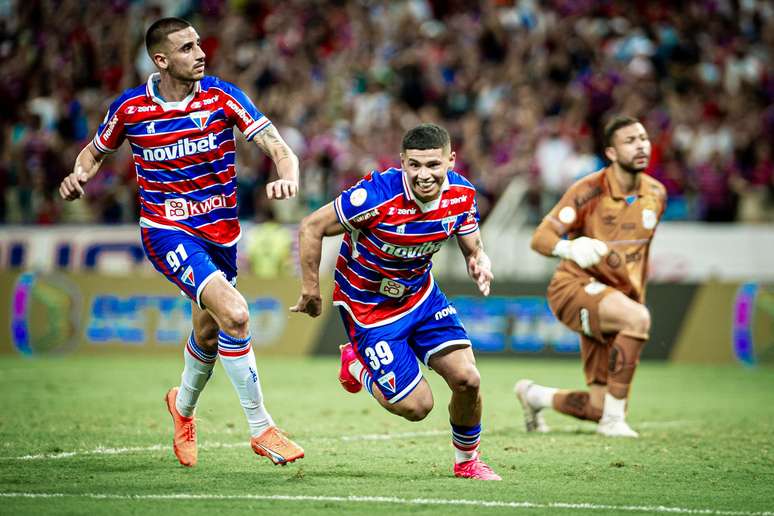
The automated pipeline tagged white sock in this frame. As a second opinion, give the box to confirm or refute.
[176,332,217,418]
[348,357,375,396]
[348,359,364,381]
[218,331,274,436]
[602,392,627,420]
[526,383,558,409]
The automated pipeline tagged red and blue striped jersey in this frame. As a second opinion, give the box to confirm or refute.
[332,168,480,327]
[92,73,271,246]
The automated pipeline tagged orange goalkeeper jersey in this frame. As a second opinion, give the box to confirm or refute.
[531,167,667,303]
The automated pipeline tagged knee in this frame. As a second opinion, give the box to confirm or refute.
[399,400,433,422]
[624,304,651,337]
[221,300,250,337]
[448,366,481,394]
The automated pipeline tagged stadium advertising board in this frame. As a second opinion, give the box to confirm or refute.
[315,280,773,365]
[0,271,329,357]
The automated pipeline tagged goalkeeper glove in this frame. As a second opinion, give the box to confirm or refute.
[552,237,609,268]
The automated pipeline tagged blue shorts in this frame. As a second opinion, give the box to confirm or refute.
[140,227,237,308]
[339,284,471,404]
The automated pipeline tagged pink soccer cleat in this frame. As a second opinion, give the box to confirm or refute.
[453,452,502,481]
[338,343,362,393]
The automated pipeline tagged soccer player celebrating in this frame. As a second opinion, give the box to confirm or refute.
[58,18,304,466]
[291,123,501,480]
[516,116,666,438]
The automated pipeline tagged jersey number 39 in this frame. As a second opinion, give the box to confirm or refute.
[364,340,394,369]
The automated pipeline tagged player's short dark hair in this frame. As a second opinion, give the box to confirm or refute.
[401,123,451,153]
[604,116,641,147]
[145,17,192,56]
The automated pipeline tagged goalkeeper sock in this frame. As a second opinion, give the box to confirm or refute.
[601,392,627,420]
[451,422,481,463]
[347,359,375,397]
[526,383,558,409]
[176,332,217,417]
[217,330,274,436]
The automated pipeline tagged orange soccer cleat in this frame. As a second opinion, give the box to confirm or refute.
[338,343,362,393]
[164,387,197,467]
[453,452,502,481]
[250,426,305,465]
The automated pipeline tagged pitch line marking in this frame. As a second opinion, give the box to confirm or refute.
[0,492,770,515]
[3,421,690,461]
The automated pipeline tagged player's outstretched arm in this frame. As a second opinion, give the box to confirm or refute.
[253,125,300,200]
[59,143,107,201]
[457,229,494,297]
[290,202,346,317]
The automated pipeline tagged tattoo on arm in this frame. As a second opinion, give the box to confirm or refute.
[255,126,291,163]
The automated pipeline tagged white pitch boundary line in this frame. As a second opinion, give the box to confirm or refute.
[4,421,691,461]
[0,492,770,515]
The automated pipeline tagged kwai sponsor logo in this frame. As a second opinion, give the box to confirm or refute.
[164,194,229,220]
[142,134,217,161]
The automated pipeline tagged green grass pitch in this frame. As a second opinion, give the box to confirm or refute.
[0,354,772,515]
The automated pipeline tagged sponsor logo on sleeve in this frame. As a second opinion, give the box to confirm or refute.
[350,188,368,207]
[102,113,120,141]
[352,208,379,224]
[226,99,253,125]
[558,206,576,224]
[574,186,602,209]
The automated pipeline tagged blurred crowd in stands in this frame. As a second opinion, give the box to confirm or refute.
[1,0,773,226]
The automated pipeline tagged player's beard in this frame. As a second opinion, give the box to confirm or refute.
[619,157,648,175]
[168,60,203,83]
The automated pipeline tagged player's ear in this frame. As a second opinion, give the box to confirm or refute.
[448,150,456,170]
[604,146,616,163]
[152,51,168,70]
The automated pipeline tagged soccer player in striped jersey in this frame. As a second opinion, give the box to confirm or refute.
[58,18,303,467]
[292,124,501,480]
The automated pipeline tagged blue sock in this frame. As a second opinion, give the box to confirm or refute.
[451,422,481,463]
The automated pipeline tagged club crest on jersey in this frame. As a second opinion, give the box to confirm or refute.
[189,110,210,130]
[181,266,195,287]
[442,216,457,235]
[377,371,397,393]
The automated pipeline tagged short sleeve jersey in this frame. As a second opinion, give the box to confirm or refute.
[93,73,272,246]
[332,168,480,327]
[542,167,667,302]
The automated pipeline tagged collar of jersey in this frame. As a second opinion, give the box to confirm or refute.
[604,165,648,200]
[401,171,451,213]
[146,73,201,112]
